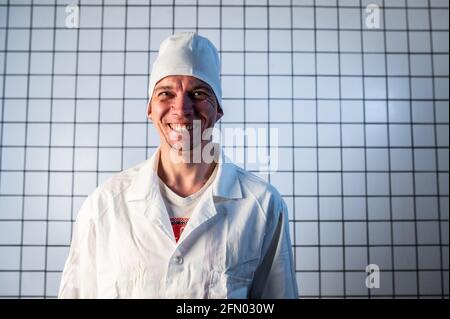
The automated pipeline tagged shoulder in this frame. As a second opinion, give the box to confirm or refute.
[76,160,148,220]
[232,164,286,219]
[99,160,146,197]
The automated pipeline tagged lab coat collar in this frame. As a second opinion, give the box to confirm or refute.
[212,146,243,199]
[126,145,243,202]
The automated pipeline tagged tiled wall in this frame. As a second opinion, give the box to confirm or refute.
[0,0,448,298]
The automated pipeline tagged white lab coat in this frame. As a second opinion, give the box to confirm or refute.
[58,148,298,299]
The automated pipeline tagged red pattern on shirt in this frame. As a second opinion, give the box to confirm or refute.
[170,217,189,242]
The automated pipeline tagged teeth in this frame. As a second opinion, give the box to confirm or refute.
[170,124,192,132]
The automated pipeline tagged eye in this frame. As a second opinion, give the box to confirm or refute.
[158,91,172,98]
[192,90,208,99]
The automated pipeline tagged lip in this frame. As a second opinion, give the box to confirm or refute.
[167,123,194,132]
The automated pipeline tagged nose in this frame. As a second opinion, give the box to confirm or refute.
[171,93,194,117]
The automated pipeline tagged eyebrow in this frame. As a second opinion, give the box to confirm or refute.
[154,85,174,92]
[154,84,213,93]
[191,84,213,93]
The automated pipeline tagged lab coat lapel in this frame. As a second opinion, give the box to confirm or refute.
[177,148,243,244]
[177,188,217,244]
[126,146,244,245]
[126,149,160,202]
[145,200,177,243]
[126,149,176,243]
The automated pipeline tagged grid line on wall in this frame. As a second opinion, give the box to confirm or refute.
[0,0,10,297]
[358,0,371,298]
[336,1,346,298]
[405,0,421,298]
[18,0,32,298]
[242,0,246,172]
[381,0,396,298]
[427,0,445,298]
[289,0,297,292]
[43,0,57,298]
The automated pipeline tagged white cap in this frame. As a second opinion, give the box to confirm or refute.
[148,32,222,112]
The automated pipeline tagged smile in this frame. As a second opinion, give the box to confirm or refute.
[168,123,193,132]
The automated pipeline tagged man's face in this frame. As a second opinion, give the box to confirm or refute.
[147,75,223,152]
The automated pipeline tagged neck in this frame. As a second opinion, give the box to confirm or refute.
[158,142,218,197]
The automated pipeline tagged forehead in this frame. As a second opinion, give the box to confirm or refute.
[154,75,211,90]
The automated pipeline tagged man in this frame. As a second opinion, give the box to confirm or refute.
[59,32,298,299]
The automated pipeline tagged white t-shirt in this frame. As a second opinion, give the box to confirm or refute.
[158,162,218,242]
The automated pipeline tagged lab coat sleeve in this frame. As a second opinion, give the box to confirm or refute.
[250,198,299,299]
[58,199,98,299]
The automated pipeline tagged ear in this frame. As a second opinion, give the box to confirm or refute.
[146,99,152,121]
[215,103,224,122]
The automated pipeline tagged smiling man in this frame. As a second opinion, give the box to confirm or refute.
[59,32,298,299]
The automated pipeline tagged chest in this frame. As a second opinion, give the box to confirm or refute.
[95,199,267,298]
